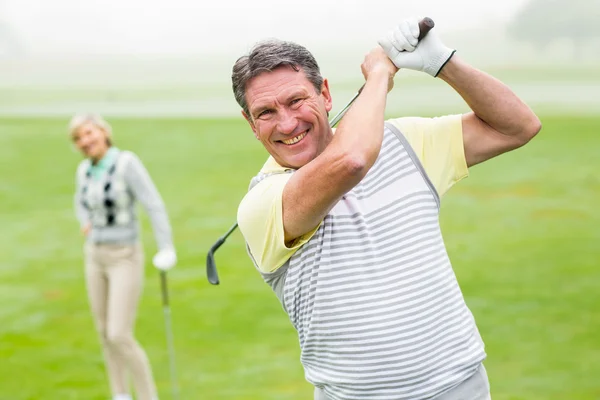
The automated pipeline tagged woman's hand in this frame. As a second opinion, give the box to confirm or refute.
[81,222,91,237]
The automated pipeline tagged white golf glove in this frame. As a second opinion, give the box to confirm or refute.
[153,247,177,271]
[378,17,456,77]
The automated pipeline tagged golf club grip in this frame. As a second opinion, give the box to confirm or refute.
[356,17,435,96]
[418,17,435,41]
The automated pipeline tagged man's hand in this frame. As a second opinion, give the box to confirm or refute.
[361,47,399,92]
[378,17,455,77]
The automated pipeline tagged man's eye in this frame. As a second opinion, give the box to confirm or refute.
[290,98,302,106]
[258,110,272,118]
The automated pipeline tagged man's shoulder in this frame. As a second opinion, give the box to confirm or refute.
[259,156,289,174]
[241,156,294,194]
[237,167,293,243]
[238,157,293,215]
[240,167,293,207]
[385,116,426,135]
[385,115,462,132]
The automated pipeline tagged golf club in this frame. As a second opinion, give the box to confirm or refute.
[206,17,435,285]
[159,271,180,399]
[206,222,238,285]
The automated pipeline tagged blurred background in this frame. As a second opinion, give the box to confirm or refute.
[1,0,599,399]
[2,0,600,117]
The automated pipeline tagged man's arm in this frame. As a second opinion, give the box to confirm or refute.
[438,56,542,167]
[282,48,397,242]
[379,18,541,168]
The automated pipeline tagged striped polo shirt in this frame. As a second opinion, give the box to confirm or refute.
[239,119,486,399]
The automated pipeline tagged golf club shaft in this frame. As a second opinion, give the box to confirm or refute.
[160,271,180,399]
[222,222,238,241]
[328,92,361,127]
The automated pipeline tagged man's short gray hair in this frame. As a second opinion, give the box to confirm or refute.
[232,39,324,117]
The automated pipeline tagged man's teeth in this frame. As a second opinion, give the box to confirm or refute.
[282,132,307,145]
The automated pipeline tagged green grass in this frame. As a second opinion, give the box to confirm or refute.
[0,114,599,399]
[0,86,229,107]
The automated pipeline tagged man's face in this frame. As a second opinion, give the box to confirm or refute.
[243,66,333,169]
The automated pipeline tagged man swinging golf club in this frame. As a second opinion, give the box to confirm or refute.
[232,16,541,400]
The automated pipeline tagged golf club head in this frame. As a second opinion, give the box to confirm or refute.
[206,238,225,285]
[206,249,220,285]
[206,222,239,285]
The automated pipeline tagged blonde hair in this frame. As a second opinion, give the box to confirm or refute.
[68,113,113,145]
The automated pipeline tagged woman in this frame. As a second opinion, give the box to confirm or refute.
[71,114,177,400]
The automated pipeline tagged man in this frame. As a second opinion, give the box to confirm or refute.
[232,17,541,400]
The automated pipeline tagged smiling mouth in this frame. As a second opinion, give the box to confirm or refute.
[281,131,307,145]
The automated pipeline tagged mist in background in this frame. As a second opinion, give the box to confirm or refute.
[1,0,599,117]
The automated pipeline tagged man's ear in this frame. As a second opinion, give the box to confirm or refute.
[242,110,259,140]
[321,78,333,114]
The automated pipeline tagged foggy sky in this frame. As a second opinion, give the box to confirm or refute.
[2,0,599,118]
[3,0,528,55]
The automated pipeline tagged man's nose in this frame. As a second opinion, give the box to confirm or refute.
[277,109,299,135]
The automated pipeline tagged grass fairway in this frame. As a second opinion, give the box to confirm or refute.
[0,114,598,399]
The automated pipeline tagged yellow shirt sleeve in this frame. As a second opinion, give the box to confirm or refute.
[237,171,321,273]
[387,114,468,197]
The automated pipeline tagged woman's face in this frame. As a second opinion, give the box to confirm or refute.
[72,122,110,161]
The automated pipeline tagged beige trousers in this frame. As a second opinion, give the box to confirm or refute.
[84,242,158,400]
